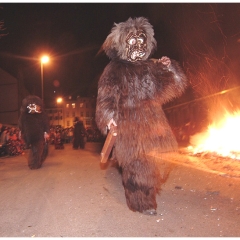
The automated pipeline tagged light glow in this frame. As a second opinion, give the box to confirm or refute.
[57,97,63,103]
[189,110,240,160]
[41,55,49,64]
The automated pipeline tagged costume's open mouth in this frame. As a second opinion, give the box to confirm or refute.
[130,50,146,61]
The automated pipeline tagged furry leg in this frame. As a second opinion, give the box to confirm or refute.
[28,141,44,169]
[121,158,160,214]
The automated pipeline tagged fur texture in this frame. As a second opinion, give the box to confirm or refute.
[101,17,156,61]
[96,17,188,214]
[18,95,49,169]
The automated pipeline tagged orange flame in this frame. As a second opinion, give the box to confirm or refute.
[188,110,240,160]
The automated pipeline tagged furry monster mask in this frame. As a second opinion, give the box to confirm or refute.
[20,95,43,114]
[102,17,157,61]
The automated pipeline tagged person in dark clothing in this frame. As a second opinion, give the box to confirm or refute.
[73,117,87,149]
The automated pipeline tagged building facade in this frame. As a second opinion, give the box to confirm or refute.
[0,68,30,126]
[46,96,97,129]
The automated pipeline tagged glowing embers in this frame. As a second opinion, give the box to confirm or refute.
[188,110,240,160]
[27,103,42,114]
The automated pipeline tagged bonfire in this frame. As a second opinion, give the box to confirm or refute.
[187,110,240,160]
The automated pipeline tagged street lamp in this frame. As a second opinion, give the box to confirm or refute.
[56,97,63,104]
[40,55,49,103]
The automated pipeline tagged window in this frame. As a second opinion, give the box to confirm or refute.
[66,104,69,108]
[72,111,75,117]
[72,103,75,108]
[80,103,84,108]
[80,112,84,117]
[86,112,89,117]
[86,119,91,125]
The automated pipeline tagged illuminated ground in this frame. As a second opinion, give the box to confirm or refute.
[168,148,240,179]
[0,142,239,237]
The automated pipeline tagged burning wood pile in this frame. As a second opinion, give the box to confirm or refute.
[183,110,240,160]
[177,110,240,178]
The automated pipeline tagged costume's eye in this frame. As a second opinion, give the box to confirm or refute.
[138,37,144,44]
[128,37,136,45]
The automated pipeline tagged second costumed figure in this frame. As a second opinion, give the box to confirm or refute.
[96,17,188,215]
[18,95,50,170]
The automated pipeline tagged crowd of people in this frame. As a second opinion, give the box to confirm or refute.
[49,125,103,146]
[0,122,103,158]
[0,125,25,157]
[1,119,200,158]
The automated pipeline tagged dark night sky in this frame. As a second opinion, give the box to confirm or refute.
[0,2,240,107]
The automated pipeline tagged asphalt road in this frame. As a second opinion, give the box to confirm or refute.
[0,142,239,237]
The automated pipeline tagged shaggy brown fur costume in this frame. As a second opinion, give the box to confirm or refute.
[96,17,188,215]
[18,95,50,169]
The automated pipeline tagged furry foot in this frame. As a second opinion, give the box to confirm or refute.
[142,209,157,216]
[28,164,42,170]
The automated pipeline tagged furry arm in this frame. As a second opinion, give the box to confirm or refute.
[153,59,188,104]
[95,64,119,135]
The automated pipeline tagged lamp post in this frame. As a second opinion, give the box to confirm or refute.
[40,55,49,103]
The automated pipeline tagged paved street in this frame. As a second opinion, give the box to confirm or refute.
[0,142,240,237]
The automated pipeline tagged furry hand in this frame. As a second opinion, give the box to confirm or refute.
[107,118,117,130]
[158,56,171,67]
